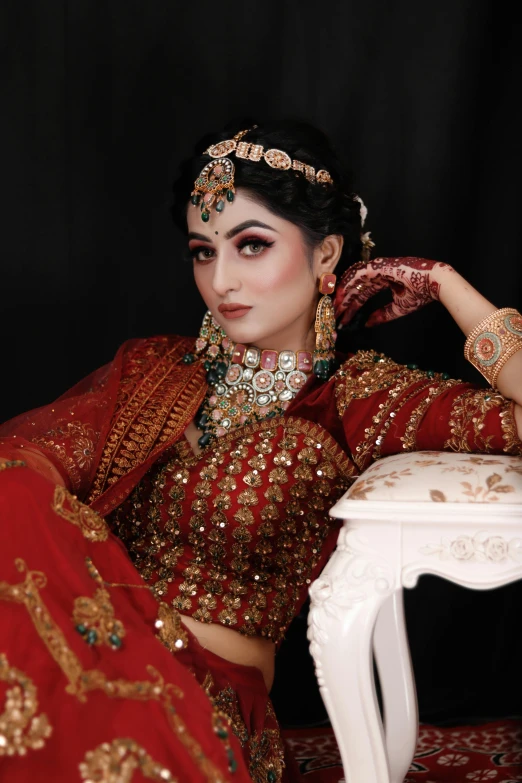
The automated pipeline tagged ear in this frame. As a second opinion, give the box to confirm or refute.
[312,234,344,279]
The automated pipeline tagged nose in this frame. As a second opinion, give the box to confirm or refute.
[211,253,241,298]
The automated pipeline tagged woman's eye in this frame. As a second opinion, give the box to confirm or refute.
[190,239,273,262]
[239,239,273,257]
[242,243,263,255]
[191,247,215,263]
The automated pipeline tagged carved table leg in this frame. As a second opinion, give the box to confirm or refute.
[374,589,418,783]
[308,524,398,783]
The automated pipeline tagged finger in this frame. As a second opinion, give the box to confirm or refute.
[337,272,399,316]
[335,262,381,303]
[337,270,401,308]
[337,260,368,289]
[337,282,383,326]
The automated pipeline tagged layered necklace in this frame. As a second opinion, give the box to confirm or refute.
[192,343,313,449]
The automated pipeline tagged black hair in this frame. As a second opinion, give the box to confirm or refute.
[171,118,365,277]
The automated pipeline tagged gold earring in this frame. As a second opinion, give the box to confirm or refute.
[313,274,337,379]
[194,311,228,359]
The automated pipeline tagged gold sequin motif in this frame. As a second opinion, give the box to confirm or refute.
[79,738,177,782]
[0,653,52,756]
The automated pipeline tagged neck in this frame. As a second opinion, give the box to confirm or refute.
[252,312,317,355]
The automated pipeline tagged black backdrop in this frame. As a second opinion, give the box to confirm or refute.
[1,0,521,725]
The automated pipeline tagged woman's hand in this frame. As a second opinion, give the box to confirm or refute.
[334,257,454,327]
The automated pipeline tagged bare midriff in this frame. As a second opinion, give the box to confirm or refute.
[179,615,276,692]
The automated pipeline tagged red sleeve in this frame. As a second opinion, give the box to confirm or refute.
[0,339,142,497]
[336,351,522,472]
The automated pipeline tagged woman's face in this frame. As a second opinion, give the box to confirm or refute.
[187,189,337,353]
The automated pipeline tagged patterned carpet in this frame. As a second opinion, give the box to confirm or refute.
[282,719,522,782]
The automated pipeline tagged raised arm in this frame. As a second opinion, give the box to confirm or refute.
[334,257,522,438]
[435,268,522,427]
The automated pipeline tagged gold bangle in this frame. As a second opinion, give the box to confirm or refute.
[464,308,522,389]
[491,339,522,388]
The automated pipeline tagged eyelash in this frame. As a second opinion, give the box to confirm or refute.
[190,237,274,263]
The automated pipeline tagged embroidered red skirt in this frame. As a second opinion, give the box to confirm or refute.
[0,465,253,782]
[0,464,302,782]
[174,623,287,783]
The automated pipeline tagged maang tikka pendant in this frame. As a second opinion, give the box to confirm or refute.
[191,158,236,222]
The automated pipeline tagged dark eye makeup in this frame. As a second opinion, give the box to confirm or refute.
[237,236,275,254]
[188,236,275,263]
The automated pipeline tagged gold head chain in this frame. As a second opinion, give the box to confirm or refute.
[191,127,334,221]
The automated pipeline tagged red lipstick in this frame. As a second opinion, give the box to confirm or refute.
[218,303,252,319]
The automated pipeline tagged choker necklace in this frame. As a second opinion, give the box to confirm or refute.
[194,344,313,448]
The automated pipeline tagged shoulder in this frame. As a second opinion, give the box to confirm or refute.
[336,350,404,380]
[333,350,452,416]
[334,349,413,398]
[119,334,196,366]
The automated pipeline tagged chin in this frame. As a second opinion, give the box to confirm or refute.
[213,316,265,346]
[223,327,267,346]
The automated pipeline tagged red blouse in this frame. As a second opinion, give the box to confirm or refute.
[1,335,520,645]
[108,418,353,645]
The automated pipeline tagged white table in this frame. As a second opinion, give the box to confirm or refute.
[308,451,522,783]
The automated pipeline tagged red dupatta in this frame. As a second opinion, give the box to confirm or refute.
[0,335,207,516]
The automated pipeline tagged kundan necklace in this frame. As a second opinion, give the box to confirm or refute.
[193,343,313,448]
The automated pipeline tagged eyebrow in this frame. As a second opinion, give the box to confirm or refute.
[188,220,278,243]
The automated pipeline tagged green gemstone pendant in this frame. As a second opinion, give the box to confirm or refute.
[109,633,122,649]
[226,189,235,202]
[86,629,98,645]
[227,748,238,773]
[201,212,210,223]
[191,194,200,206]
[216,199,225,212]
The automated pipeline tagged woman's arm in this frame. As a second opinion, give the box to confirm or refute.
[435,267,522,419]
[334,257,522,437]
[335,352,522,474]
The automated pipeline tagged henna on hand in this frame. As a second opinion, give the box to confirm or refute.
[334,257,453,327]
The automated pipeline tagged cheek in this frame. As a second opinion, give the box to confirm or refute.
[192,265,213,304]
[254,245,311,294]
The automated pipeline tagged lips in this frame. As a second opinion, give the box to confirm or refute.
[218,303,252,319]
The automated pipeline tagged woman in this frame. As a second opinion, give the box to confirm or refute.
[1,120,521,782]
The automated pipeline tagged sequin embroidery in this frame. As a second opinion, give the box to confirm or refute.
[108,417,354,644]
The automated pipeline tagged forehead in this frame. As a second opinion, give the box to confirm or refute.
[185,189,299,238]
